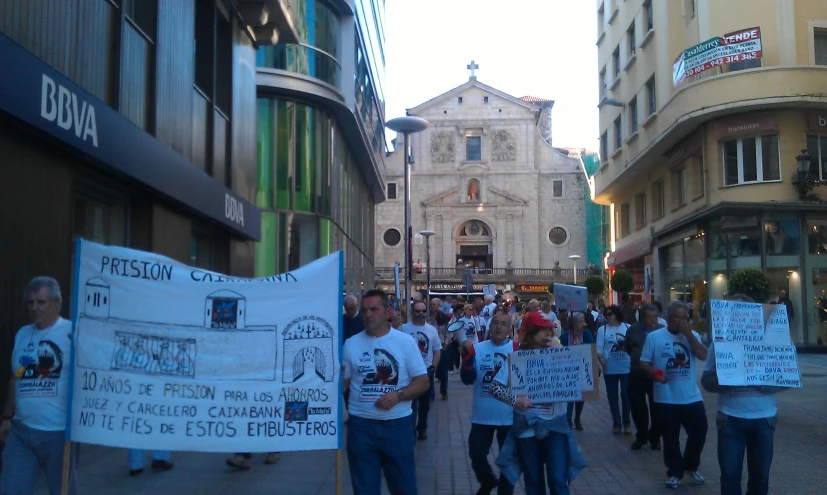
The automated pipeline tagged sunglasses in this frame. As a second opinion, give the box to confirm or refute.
[413,309,427,314]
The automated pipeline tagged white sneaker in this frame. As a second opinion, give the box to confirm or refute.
[665,476,680,489]
[688,470,705,485]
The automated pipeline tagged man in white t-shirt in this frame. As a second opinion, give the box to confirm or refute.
[458,304,482,345]
[640,300,709,490]
[402,301,442,440]
[343,290,429,495]
[460,312,518,495]
[480,295,498,338]
[1,277,76,495]
[701,294,788,495]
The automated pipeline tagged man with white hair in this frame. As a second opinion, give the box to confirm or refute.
[2,276,77,495]
[343,294,364,342]
[480,295,497,340]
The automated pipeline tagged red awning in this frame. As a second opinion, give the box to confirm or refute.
[607,237,652,267]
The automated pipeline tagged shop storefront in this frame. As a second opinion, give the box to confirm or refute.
[607,237,652,305]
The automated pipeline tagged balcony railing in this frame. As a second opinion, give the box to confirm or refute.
[372,266,597,282]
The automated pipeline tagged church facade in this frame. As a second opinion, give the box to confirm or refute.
[375,73,588,294]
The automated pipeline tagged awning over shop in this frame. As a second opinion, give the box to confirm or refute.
[607,237,652,268]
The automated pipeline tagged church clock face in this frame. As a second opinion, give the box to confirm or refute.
[549,227,568,245]
[469,224,481,235]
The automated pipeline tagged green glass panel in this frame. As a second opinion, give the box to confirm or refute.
[275,101,292,210]
[255,212,277,277]
[319,218,332,256]
[278,212,288,273]
[318,114,331,216]
[295,105,315,212]
[256,98,273,209]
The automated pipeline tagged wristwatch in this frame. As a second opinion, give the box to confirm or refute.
[396,390,405,401]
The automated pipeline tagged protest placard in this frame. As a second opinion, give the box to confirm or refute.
[68,240,342,452]
[710,300,800,387]
[553,283,588,312]
[508,344,600,403]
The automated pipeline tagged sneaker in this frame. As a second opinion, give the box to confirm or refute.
[612,426,621,434]
[623,426,632,435]
[665,476,680,489]
[630,439,645,451]
[129,468,144,476]
[574,421,584,431]
[450,370,455,375]
[151,460,173,471]
[441,393,448,400]
[688,470,705,485]
[226,455,252,470]
[264,453,281,465]
[650,442,661,451]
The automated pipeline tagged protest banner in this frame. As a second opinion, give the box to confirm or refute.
[553,283,588,312]
[68,239,343,452]
[508,344,600,403]
[710,300,801,387]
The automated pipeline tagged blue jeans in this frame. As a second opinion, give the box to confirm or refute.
[516,431,570,495]
[0,421,77,495]
[128,449,170,470]
[347,415,417,495]
[717,413,776,495]
[603,373,631,428]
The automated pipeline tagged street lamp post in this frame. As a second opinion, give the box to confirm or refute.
[569,254,582,285]
[419,229,435,308]
[386,116,429,322]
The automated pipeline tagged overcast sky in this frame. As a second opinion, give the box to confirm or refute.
[384,0,599,151]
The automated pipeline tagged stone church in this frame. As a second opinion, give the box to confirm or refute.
[375,70,587,277]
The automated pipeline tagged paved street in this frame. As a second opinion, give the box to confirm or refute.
[44,355,827,495]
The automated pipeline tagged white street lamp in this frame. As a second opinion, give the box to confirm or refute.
[386,116,429,322]
[568,254,582,284]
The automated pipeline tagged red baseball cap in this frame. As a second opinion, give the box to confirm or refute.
[521,311,556,329]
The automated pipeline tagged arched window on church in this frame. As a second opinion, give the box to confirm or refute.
[467,178,481,201]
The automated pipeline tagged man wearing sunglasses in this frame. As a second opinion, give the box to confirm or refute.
[401,302,441,440]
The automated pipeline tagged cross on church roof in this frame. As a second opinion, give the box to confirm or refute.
[467,60,479,79]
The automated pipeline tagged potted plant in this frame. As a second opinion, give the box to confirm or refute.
[584,276,606,298]
[611,269,634,295]
[727,268,771,303]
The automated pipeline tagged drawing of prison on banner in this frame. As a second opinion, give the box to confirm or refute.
[76,277,278,381]
[282,316,335,383]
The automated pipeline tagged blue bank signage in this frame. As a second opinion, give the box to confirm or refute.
[0,33,260,240]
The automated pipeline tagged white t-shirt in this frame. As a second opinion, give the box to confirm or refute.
[596,323,631,375]
[704,343,777,418]
[343,329,427,420]
[468,339,519,426]
[640,328,704,405]
[12,317,73,431]
[458,316,481,345]
[480,303,498,330]
[400,322,442,368]
[492,350,564,438]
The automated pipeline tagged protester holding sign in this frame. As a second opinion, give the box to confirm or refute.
[459,312,519,495]
[596,305,632,435]
[559,313,595,430]
[1,277,77,495]
[702,294,789,495]
[488,313,587,495]
[343,290,430,495]
[640,301,709,490]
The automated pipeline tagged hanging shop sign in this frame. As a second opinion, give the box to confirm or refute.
[673,27,762,86]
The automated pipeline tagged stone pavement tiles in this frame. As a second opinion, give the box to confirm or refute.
[39,359,827,494]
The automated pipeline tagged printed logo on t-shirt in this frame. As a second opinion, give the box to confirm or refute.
[480,352,508,398]
[664,342,691,380]
[17,340,64,398]
[415,331,430,359]
[359,349,400,401]
[464,321,476,338]
[610,333,626,353]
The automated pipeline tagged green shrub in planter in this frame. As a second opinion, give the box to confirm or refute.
[584,276,605,297]
[611,269,634,295]
[728,268,771,303]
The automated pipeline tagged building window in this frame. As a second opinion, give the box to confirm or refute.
[383,228,401,247]
[600,132,608,162]
[72,193,127,246]
[387,182,397,200]
[629,96,638,134]
[696,158,705,197]
[723,135,781,186]
[458,97,463,104]
[613,47,621,78]
[635,193,647,230]
[689,0,696,19]
[807,135,827,180]
[484,96,489,103]
[614,117,622,150]
[549,227,568,246]
[191,227,215,270]
[598,6,605,35]
[652,180,665,220]
[646,76,656,116]
[552,180,564,198]
[628,22,636,57]
[466,136,482,161]
[816,29,827,65]
[600,69,607,99]
[620,202,631,237]
[673,166,687,207]
[645,1,654,31]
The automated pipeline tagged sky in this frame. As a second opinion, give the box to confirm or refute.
[384,0,599,151]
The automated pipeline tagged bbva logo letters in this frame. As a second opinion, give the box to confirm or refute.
[225,194,244,226]
[40,74,99,148]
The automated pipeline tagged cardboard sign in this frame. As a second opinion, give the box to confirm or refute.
[553,284,588,312]
[69,240,343,452]
[508,344,600,403]
[710,300,801,387]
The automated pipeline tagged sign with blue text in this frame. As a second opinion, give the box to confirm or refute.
[68,240,342,452]
[710,300,801,387]
[508,344,600,403]
[553,283,588,312]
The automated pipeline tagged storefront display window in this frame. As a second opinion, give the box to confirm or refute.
[765,220,799,255]
[808,222,827,254]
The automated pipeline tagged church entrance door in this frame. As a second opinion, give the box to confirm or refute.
[458,244,492,270]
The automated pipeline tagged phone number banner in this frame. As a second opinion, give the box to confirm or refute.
[673,27,762,86]
[67,239,343,452]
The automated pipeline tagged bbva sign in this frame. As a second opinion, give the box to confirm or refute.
[40,74,98,148]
